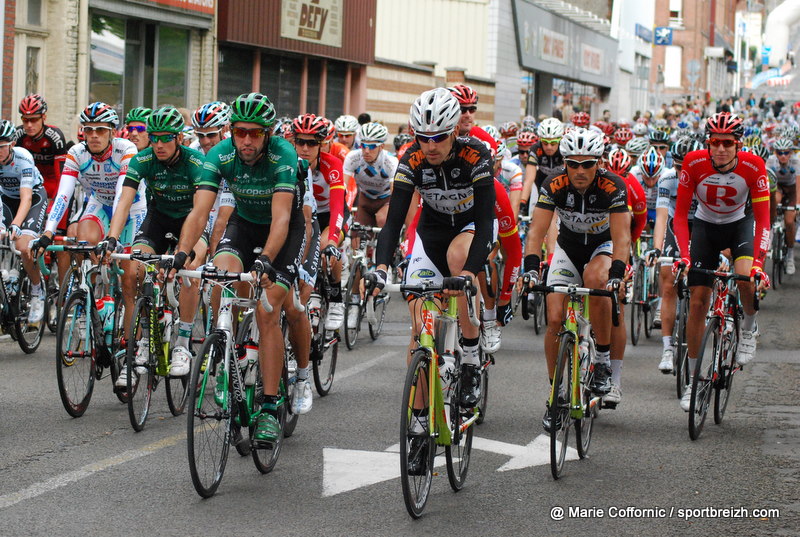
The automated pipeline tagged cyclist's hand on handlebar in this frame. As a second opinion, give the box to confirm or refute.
[94,236,120,260]
[442,273,474,297]
[366,268,388,297]
[497,301,514,326]
[522,270,540,288]
[322,244,341,262]
[672,257,690,276]
[644,248,661,266]
[750,266,770,291]
[163,250,190,281]
[30,233,52,257]
[251,254,276,288]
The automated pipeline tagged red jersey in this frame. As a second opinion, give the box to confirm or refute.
[313,151,346,242]
[622,172,647,242]
[326,141,350,163]
[14,125,67,198]
[468,126,499,156]
[674,150,770,268]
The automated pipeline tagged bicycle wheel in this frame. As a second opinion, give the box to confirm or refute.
[475,356,490,425]
[630,267,644,345]
[187,331,231,498]
[56,291,95,417]
[674,296,690,399]
[550,333,573,479]
[400,349,435,519]
[312,292,338,395]
[343,263,363,350]
[127,297,154,432]
[283,328,300,438]
[368,293,388,340]
[689,318,719,441]
[250,364,287,474]
[446,363,474,491]
[532,292,543,335]
[45,261,59,334]
[575,341,596,459]
[14,268,45,354]
[714,317,738,425]
[55,264,80,334]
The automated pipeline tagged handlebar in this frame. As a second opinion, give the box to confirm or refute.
[688,267,760,311]
[378,278,480,327]
[531,283,620,327]
[170,267,273,313]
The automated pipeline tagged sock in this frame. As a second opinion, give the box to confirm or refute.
[329,284,342,302]
[595,344,611,366]
[610,359,623,387]
[663,336,673,350]
[788,246,795,261]
[176,321,193,349]
[742,312,756,332]
[483,306,497,321]
[411,408,428,433]
[31,282,42,295]
[261,395,280,417]
[297,366,309,381]
[688,358,697,381]
[461,337,480,366]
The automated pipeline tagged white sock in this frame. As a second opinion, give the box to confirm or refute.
[297,366,309,381]
[31,283,42,295]
[688,358,697,381]
[595,350,611,366]
[787,246,794,261]
[462,344,480,366]
[610,359,623,387]
[663,336,672,350]
[742,312,756,332]
[483,306,496,321]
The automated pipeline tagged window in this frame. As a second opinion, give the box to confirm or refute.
[89,14,125,108]
[156,26,188,107]
[218,46,254,105]
[325,61,347,120]
[25,47,39,94]
[664,46,683,88]
[669,0,683,27]
[260,52,302,118]
[306,59,322,114]
[27,0,42,26]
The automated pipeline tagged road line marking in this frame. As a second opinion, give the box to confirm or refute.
[0,431,185,510]
[335,350,401,382]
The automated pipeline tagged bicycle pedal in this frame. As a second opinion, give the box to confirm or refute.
[251,439,275,450]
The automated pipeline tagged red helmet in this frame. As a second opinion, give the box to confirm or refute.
[448,84,479,106]
[19,94,47,116]
[499,121,519,137]
[517,130,538,148]
[292,113,328,140]
[571,111,590,127]
[606,148,632,176]
[705,112,744,139]
[279,122,294,140]
[614,127,634,146]
[617,120,631,129]
[594,121,615,136]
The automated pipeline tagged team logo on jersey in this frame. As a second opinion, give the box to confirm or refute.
[589,195,597,204]
[458,146,481,165]
[679,171,690,187]
[411,269,436,279]
[422,169,436,185]
[104,163,113,173]
[451,168,461,179]
[566,192,574,207]
[554,268,575,278]
[499,215,513,230]
[756,176,767,191]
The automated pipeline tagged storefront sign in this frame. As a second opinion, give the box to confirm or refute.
[581,44,602,75]
[281,0,343,48]
[635,23,653,43]
[144,0,215,15]
[541,28,567,65]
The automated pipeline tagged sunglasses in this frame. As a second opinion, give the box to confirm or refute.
[361,142,382,150]
[518,149,530,155]
[541,138,561,145]
[126,125,147,133]
[232,127,267,139]
[0,142,12,148]
[148,133,177,143]
[338,133,354,137]
[460,106,477,114]
[776,150,793,156]
[565,159,598,169]
[196,129,222,139]
[416,132,450,144]
[652,145,669,151]
[707,138,737,148]
[83,126,114,134]
[294,138,321,147]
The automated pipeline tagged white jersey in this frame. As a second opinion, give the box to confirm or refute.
[45,138,143,234]
[0,147,44,198]
[343,149,397,200]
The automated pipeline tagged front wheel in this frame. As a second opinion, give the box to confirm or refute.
[14,267,45,354]
[368,293,388,340]
[127,297,154,432]
[550,333,573,479]
[56,291,95,417]
[630,267,644,346]
[689,318,719,441]
[674,296,690,399]
[343,264,364,350]
[312,321,338,396]
[714,319,738,425]
[575,341,596,458]
[446,364,474,491]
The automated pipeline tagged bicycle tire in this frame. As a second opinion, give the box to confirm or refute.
[532,292,543,335]
[446,361,474,491]
[187,331,231,497]
[630,267,644,345]
[343,263,363,350]
[250,362,287,474]
[14,267,45,354]
[400,349,435,518]
[55,264,80,337]
[674,296,690,399]
[368,293,388,340]
[127,297,154,432]
[689,318,719,441]
[283,323,300,438]
[550,332,573,479]
[714,316,738,424]
[45,260,59,334]
[475,358,489,425]
[574,339,595,459]
[56,290,95,417]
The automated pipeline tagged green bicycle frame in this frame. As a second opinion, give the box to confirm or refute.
[550,294,594,419]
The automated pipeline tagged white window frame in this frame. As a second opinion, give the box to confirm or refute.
[664,46,683,88]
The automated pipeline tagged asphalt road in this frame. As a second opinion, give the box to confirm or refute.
[0,275,798,536]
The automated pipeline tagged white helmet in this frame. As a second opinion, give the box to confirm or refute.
[481,124,501,143]
[358,122,388,143]
[632,122,649,136]
[625,137,650,157]
[559,127,605,157]
[409,88,461,135]
[496,140,508,157]
[537,117,564,139]
[334,114,359,134]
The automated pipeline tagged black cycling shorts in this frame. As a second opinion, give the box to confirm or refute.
[688,216,753,287]
[2,188,47,237]
[661,218,692,265]
[214,212,305,290]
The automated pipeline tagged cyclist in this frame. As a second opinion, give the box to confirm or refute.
[500,121,519,156]
[515,130,537,167]
[0,119,48,322]
[571,112,590,128]
[172,92,306,443]
[651,137,702,373]
[324,119,351,163]
[523,128,631,428]
[292,114,347,331]
[613,127,634,150]
[674,112,770,412]
[495,140,523,219]
[765,137,797,274]
[448,85,497,152]
[649,129,674,168]
[103,106,207,386]
[343,122,397,230]
[372,87,496,412]
[124,107,152,152]
[334,115,359,151]
[521,118,565,212]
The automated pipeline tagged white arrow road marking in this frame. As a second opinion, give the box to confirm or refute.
[323,434,579,496]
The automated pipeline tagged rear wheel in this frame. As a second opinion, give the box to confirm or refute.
[689,318,719,441]
[630,265,644,345]
[45,260,59,334]
[343,263,363,350]
[127,297,154,432]
[368,293,388,340]
[56,291,95,417]
[400,349,435,519]
[14,267,45,354]
[475,354,490,425]
[445,365,474,491]
[550,333,573,479]
[250,363,287,474]
[575,340,596,458]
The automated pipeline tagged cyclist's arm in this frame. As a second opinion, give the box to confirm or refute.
[520,162,538,209]
[524,205,554,261]
[653,207,668,253]
[325,159,346,245]
[609,210,632,268]
[629,177,648,242]
[108,185,139,240]
[344,173,357,208]
[673,169,695,263]
[301,204,313,263]
[43,168,78,237]
[10,187,32,229]
[262,191,294,261]
[375,182,414,271]
[750,170,772,269]
[463,178,496,276]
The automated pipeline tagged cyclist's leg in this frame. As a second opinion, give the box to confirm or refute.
[543,244,580,379]
[783,185,797,264]
[583,246,613,393]
[16,189,48,287]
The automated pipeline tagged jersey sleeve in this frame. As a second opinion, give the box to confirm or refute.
[673,167,696,263]
[493,180,522,302]
[45,148,81,234]
[122,151,149,190]
[749,157,771,269]
[16,149,39,191]
[393,148,420,192]
[627,175,648,242]
[324,155,345,242]
[197,145,225,192]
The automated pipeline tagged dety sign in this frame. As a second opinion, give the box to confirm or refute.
[281,0,343,48]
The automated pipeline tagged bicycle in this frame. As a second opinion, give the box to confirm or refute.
[519,261,548,334]
[307,253,340,396]
[630,236,660,345]
[343,222,388,349]
[770,205,790,288]
[110,252,190,431]
[184,266,293,498]
[378,278,480,518]
[658,257,692,400]
[0,239,45,353]
[531,281,619,479]
[43,243,127,417]
[687,267,759,441]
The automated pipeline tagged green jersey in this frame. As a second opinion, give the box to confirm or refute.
[124,146,205,219]
[198,137,298,225]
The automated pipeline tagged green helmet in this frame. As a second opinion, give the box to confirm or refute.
[230,92,276,128]
[147,106,184,134]
[125,107,152,125]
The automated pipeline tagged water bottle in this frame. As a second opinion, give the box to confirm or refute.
[579,339,591,378]
[309,292,322,327]
[439,353,456,400]
[244,340,259,386]
[158,308,173,342]
[7,268,19,295]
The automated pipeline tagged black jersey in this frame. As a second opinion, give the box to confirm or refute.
[527,142,564,190]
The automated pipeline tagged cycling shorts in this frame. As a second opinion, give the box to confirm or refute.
[298,218,320,287]
[355,196,389,228]
[660,218,692,266]
[132,209,209,254]
[2,188,48,237]
[214,212,305,290]
[778,183,797,209]
[546,240,612,286]
[78,192,146,247]
[688,216,754,287]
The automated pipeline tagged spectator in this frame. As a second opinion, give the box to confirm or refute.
[357,112,371,125]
